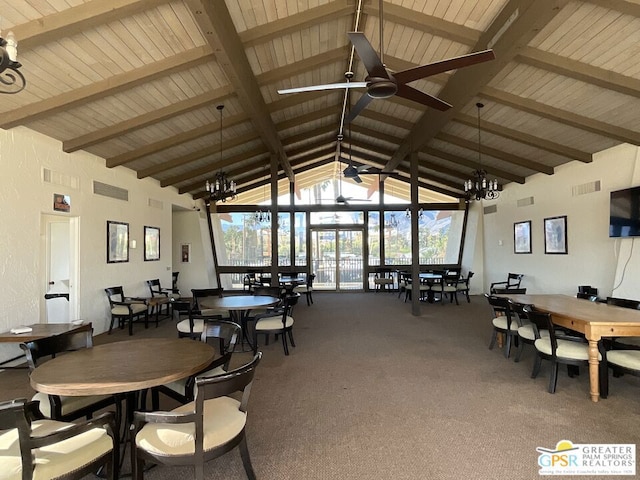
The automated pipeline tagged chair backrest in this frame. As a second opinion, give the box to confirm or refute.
[281,293,301,320]
[200,319,241,371]
[191,288,224,312]
[606,297,640,309]
[253,286,282,298]
[306,273,316,287]
[195,353,262,412]
[578,285,598,295]
[508,299,532,324]
[507,273,524,288]
[104,286,125,305]
[0,399,39,478]
[172,272,179,290]
[146,279,162,297]
[523,306,555,349]
[485,294,520,328]
[19,324,93,370]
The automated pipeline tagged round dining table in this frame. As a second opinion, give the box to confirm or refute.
[30,338,215,396]
[200,295,281,350]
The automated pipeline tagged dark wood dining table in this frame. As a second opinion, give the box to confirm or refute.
[502,294,640,402]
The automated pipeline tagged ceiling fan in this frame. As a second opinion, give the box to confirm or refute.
[277,0,495,123]
[342,159,381,184]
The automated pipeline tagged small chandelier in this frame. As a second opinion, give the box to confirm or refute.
[405,208,423,220]
[205,105,237,203]
[385,213,399,229]
[254,175,270,223]
[464,103,499,202]
[0,30,25,94]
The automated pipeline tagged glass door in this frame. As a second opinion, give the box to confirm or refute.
[311,228,363,291]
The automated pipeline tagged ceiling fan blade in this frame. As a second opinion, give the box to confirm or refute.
[396,84,452,111]
[351,175,363,184]
[347,32,388,78]
[394,49,495,85]
[345,93,373,124]
[278,81,367,95]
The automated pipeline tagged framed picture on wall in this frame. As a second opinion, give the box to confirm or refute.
[181,243,191,263]
[144,226,160,261]
[107,221,129,263]
[544,216,568,254]
[514,220,532,254]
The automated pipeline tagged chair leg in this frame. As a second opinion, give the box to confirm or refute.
[504,334,512,359]
[288,329,296,348]
[151,388,160,411]
[548,362,559,393]
[531,355,542,378]
[239,434,257,480]
[128,314,134,336]
[488,329,498,350]
[514,339,525,363]
[281,329,289,355]
[108,317,116,334]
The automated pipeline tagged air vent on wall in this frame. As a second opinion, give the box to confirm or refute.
[93,181,128,201]
[483,205,498,215]
[517,196,534,207]
[572,180,601,196]
[42,168,80,189]
[148,198,163,210]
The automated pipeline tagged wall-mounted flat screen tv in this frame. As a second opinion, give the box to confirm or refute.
[610,186,640,237]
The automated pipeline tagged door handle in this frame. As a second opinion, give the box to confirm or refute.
[49,281,55,285]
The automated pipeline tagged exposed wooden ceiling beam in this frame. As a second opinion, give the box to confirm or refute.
[0,45,215,130]
[69,86,235,154]
[518,47,640,100]
[387,0,571,173]
[362,3,480,46]
[14,0,171,50]
[586,0,640,17]
[185,0,293,180]
[436,132,555,174]
[481,86,640,146]
[453,114,592,163]
[256,48,348,86]
[282,125,336,147]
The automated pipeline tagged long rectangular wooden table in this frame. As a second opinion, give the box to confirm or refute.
[504,294,640,402]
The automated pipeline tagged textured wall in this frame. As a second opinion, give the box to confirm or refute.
[0,127,196,363]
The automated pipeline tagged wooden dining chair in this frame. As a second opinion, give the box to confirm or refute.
[0,398,118,480]
[146,278,180,317]
[152,318,241,410]
[19,324,121,423]
[104,286,149,335]
[485,294,520,359]
[456,271,474,303]
[293,273,316,305]
[523,305,604,394]
[490,273,524,294]
[131,353,262,480]
[253,293,300,356]
[176,288,229,338]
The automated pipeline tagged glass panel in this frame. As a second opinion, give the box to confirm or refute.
[310,211,364,224]
[294,212,307,266]
[311,229,336,290]
[213,212,272,267]
[278,212,291,266]
[338,230,363,290]
[383,211,411,265]
[418,210,465,264]
[368,212,380,266]
[220,273,244,291]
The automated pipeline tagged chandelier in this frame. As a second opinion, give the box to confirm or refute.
[385,213,399,229]
[254,174,271,223]
[0,30,25,94]
[205,105,237,203]
[464,103,499,202]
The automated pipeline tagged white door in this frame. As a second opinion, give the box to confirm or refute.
[41,215,79,323]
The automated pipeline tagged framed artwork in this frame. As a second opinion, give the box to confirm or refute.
[144,226,160,261]
[107,221,129,263]
[181,243,191,263]
[53,193,70,212]
[544,216,568,254]
[514,220,532,254]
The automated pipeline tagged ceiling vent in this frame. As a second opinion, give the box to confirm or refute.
[517,196,534,207]
[483,204,498,215]
[42,168,79,190]
[93,181,128,201]
[572,180,601,196]
[148,198,163,209]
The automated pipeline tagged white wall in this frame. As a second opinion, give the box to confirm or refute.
[0,127,205,363]
[464,143,640,298]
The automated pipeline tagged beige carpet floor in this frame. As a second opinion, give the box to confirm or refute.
[3,293,640,479]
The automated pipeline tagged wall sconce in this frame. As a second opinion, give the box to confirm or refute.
[130,240,137,249]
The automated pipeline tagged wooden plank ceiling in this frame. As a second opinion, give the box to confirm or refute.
[1,0,639,203]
